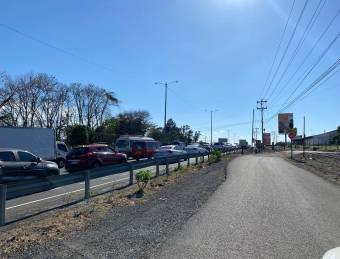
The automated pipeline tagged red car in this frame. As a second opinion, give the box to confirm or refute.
[65,144,127,171]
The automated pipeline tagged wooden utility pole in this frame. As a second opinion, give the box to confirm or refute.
[303,116,306,157]
[251,109,255,146]
[257,100,267,149]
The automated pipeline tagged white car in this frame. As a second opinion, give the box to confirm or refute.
[153,145,187,160]
[184,145,207,155]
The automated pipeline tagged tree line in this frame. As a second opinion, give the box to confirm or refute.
[0,72,200,146]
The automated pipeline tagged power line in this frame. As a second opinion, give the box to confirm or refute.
[261,0,296,98]
[263,0,310,99]
[270,9,340,104]
[267,0,326,101]
[266,58,340,122]
[280,31,339,107]
[0,23,116,73]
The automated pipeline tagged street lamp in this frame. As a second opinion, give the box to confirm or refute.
[205,109,218,147]
[155,81,179,129]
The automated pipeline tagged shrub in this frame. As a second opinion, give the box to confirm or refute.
[212,150,222,161]
[208,150,222,164]
[135,170,151,194]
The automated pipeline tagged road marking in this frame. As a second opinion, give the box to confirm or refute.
[6,177,130,210]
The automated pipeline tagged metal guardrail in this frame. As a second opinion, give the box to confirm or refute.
[0,148,240,226]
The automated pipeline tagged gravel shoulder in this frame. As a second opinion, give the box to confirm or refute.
[1,155,237,258]
[279,152,340,186]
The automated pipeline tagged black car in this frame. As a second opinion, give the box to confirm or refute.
[0,148,59,183]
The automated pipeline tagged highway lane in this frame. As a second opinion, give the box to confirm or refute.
[5,156,204,222]
[154,154,340,259]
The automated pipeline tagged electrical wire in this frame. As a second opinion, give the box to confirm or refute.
[266,58,340,122]
[261,0,296,98]
[263,0,309,99]
[0,23,115,73]
[267,0,327,101]
[270,9,340,104]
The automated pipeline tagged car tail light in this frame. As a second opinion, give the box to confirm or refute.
[86,152,94,157]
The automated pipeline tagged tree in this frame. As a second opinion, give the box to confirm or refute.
[115,110,151,136]
[65,125,89,146]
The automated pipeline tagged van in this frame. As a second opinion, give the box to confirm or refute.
[131,141,160,160]
[115,136,159,159]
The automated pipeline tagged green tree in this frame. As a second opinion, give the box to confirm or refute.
[66,124,89,146]
[115,110,151,136]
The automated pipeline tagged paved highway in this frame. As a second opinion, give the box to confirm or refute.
[5,156,203,222]
[155,155,340,259]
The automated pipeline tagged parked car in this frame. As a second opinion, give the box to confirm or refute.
[0,127,69,168]
[115,136,159,159]
[66,144,127,172]
[212,142,224,151]
[184,145,207,155]
[0,148,59,183]
[153,145,187,161]
[131,140,160,160]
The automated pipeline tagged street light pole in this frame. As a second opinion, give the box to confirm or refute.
[206,109,218,147]
[155,81,179,129]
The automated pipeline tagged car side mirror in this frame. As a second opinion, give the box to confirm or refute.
[36,157,41,163]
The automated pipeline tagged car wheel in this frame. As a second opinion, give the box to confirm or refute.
[92,162,101,169]
[57,158,65,168]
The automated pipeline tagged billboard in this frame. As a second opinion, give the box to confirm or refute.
[263,133,271,145]
[278,113,294,134]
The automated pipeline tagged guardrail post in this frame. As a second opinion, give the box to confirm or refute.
[129,165,134,185]
[195,154,198,165]
[166,159,169,174]
[84,170,90,200]
[0,184,6,226]
[156,161,160,177]
[187,155,190,167]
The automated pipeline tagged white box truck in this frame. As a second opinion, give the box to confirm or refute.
[0,127,68,168]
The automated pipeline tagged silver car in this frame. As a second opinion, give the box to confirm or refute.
[153,145,187,160]
[184,145,207,155]
[0,148,59,183]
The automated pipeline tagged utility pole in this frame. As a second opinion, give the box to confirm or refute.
[303,116,306,157]
[254,128,259,143]
[251,109,255,146]
[155,81,179,129]
[257,99,267,149]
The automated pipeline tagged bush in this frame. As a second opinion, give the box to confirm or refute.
[135,170,151,194]
[208,150,222,164]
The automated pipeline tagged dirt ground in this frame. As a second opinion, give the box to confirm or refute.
[282,152,340,186]
[0,154,237,258]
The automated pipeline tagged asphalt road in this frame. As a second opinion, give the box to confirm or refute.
[5,156,202,222]
[155,154,340,259]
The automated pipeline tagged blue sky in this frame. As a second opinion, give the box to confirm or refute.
[1,0,339,143]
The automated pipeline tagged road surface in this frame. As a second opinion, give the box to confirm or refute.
[5,156,202,222]
[155,154,340,259]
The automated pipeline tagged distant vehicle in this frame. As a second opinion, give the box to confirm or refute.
[212,142,224,151]
[131,140,160,160]
[153,145,187,160]
[115,136,159,158]
[0,148,59,183]
[184,145,207,155]
[0,127,68,168]
[172,140,186,150]
[239,139,248,148]
[66,144,127,172]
